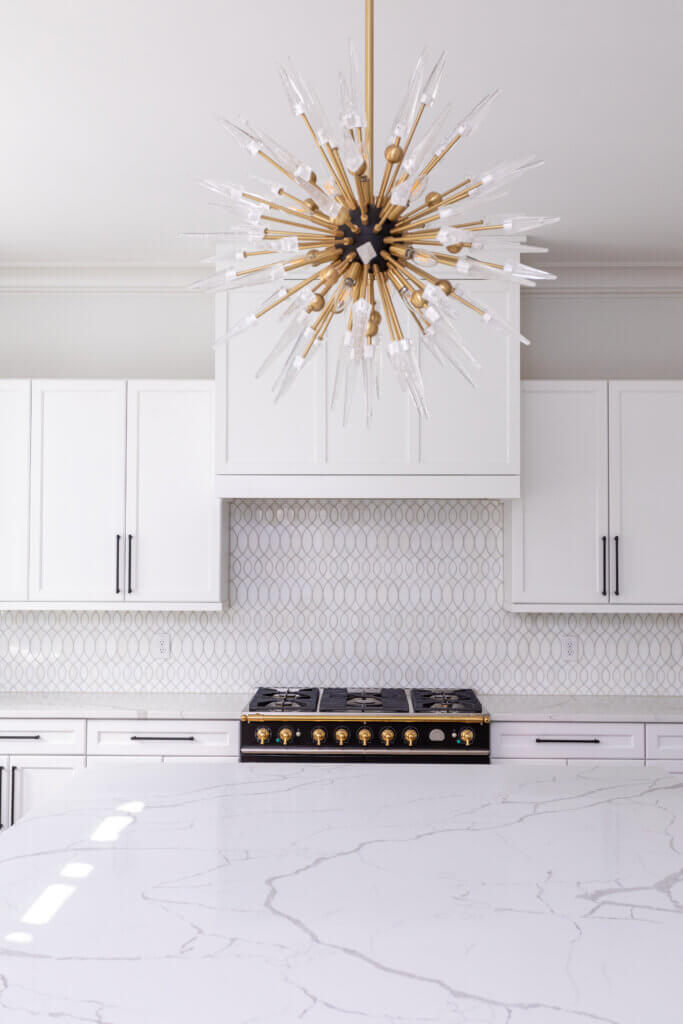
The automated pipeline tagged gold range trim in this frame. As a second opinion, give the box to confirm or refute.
[242,713,490,725]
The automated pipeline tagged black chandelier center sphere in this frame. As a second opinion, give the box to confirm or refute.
[339,204,394,272]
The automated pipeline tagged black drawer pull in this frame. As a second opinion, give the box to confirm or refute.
[130,735,195,742]
[614,535,620,596]
[535,737,601,745]
[601,536,607,596]
[0,735,41,741]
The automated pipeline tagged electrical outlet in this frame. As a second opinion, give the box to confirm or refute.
[151,633,171,660]
[560,635,578,662]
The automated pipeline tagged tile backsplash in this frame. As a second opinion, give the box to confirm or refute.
[1,500,681,696]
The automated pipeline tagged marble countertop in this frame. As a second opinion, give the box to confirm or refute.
[0,762,681,1023]
[0,690,683,722]
[481,693,683,722]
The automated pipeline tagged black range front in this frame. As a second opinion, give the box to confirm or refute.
[240,687,490,763]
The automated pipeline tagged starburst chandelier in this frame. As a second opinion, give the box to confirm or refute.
[189,0,558,425]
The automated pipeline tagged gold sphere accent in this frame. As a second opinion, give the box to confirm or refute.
[436,279,453,296]
[369,309,382,326]
[278,727,293,746]
[335,727,349,746]
[303,198,318,211]
[446,243,463,254]
[366,323,379,337]
[256,727,271,746]
[410,290,426,309]
[320,265,338,281]
[308,293,325,312]
[425,191,442,207]
[384,144,404,164]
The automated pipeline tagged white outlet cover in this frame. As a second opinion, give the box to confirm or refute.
[151,634,171,660]
[560,635,578,662]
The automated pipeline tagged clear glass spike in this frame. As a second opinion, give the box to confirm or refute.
[388,51,426,140]
[419,51,446,107]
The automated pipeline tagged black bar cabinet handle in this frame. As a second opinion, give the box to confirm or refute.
[0,735,41,741]
[10,766,17,827]
[127,534,133,594]
[115,534,121,594]
[535,737,601,745]
[601,536,607,597]
[130,735,195,742]
[614,535,620,596]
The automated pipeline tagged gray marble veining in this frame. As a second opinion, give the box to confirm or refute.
[0,763,681,1022]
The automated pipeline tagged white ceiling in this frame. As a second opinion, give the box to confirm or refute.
[3,0,682,266]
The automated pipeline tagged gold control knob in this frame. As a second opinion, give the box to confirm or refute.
[335,728,349,746]
[357,727,372,747]
[279,727,293,746]
[312,727,326,747]
[460,728,475,747]
[403,728,418,748]
[256,727,271,746]
[380,728,395,747]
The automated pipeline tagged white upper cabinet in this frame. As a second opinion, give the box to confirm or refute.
[609,381,683,605]
[1,379,225,610]
[0,381,31,600]
[215,281,520,498]
[29,381,126,602]
[125,381,223,604]
[505,380,683,612]
[505,382,609,605]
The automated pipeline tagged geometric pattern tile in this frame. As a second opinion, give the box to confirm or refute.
[1,500,682,696]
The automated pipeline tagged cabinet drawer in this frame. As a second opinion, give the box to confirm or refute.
[0,719,86,755]
[491,721,645,760]
[86,720,238,757]
[645,724,683,760]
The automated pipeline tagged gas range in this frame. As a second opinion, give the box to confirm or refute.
[240,687,490,763]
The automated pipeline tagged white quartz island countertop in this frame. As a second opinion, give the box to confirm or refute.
[0,763,681,1023]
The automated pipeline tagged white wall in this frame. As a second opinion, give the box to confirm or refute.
[0,268,212,378]
[522,293,683,379]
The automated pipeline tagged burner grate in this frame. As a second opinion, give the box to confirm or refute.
[319,688,409,713]
[411,688,483,715]
[249,687,319,713]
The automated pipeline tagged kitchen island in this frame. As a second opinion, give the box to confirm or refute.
[0,763,680,1023]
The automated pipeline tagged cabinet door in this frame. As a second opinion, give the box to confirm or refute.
[0,381,31,601]
[418,282,520,475]
[215,286,323,473]
[9,756,85,825]
[0,757,8,829]
[125,381,222,603]
[29,381,126,601]
[506,382,609,604]
[609,382,683,604]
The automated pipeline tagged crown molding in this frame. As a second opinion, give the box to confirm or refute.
[0,264,204,294]
[524,262,683,297]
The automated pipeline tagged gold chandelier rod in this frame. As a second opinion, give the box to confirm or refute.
[365,0,374,196]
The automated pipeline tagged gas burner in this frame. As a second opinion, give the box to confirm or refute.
[411,688,483,715]
[249,687,319,713]
[319,688,410,714]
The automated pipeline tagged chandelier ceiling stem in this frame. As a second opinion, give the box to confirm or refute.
[365,0,374,192]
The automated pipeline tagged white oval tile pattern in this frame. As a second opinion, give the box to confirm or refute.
[0,500,681,695]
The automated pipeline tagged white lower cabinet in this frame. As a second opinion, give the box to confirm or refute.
[3,756,85,826]
[645,724,683,766]
[491,721,645,761]
[86,720,238,758]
